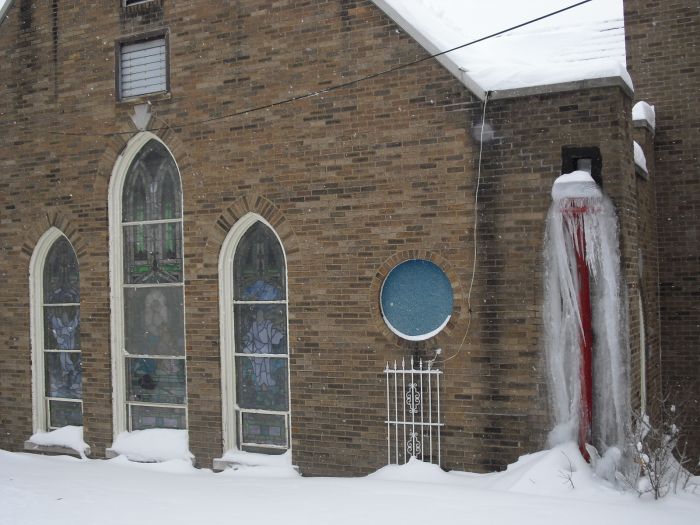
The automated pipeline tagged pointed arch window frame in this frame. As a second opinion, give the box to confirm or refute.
[218,213,291,453]
[108,132,188,437]
[29,227,83,433]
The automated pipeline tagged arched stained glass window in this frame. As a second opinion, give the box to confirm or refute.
[122,140,183,285]
[33,232,83,430]
[119,138,186,431]
[222,219,290,453]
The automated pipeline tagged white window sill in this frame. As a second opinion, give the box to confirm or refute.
[116,91,171,107]
[106,447,195,465]
[212,457,300,473]
[24,440,89,458]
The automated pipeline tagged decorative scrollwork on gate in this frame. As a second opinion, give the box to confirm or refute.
[405,382,421,414]
[406,431,422,456]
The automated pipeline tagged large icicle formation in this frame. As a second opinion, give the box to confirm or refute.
[544,171,630,452]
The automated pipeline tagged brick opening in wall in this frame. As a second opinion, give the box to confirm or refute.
[562,146,602,186]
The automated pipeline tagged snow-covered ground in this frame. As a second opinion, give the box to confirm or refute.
[1,443,698,525]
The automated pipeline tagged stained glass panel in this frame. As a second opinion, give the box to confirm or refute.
[233,222,285,300]
[130,404,186,430]
[43,306,80,350]
[230,221,289,451]
[45,352,82,399]
[234,304,287,356]
[123,223,183,284]
[122,140,181,223]
[43,237,80,304]
[236,356,288,411]
[126,357,186,404]
[124,287,185,356]
[241,412,287,447]
[48,400,82,428]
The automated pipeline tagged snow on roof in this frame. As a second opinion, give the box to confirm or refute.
[374,0,630,98]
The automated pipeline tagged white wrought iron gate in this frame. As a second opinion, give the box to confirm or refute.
[385,357,443,466]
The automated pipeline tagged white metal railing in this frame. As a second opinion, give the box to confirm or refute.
[384,357,443,466]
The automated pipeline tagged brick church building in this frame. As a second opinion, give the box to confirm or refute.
[0,0,697,475]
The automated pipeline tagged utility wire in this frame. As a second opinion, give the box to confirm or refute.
[444,92,489,363]
[3,0,591,137]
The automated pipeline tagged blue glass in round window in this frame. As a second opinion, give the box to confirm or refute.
[380,259,453,341]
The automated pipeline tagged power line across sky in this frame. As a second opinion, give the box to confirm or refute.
[1,0,595,138]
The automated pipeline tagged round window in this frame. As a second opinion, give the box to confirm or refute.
[380,259,453,341]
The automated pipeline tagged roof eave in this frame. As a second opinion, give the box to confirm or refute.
[371,0,488,101]
[489,76,634,100]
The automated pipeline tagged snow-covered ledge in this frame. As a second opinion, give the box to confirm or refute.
[24,426,90,458]
[632,101,656,135]
[106,429,194,464]
[213,449,299,473]
[634,141,649,180]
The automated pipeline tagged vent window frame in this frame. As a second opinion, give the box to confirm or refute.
[121,1,163,13]
[116,30,170,102]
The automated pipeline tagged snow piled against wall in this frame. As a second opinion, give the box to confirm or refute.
[2,443,699,525]
[110,429,193,462]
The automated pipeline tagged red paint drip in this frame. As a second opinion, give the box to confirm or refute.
[565,204,593,462]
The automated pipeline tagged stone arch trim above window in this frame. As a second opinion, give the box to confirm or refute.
[21,211,88,261]
[93,127,194,204]
[211,194,299,265]
[370,250,463,346]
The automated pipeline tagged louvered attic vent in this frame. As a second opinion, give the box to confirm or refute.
[119,37,167,100]
[123,0,159,7]
[122,0,163,12]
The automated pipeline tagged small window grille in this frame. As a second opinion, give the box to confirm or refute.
[118,36,167,100]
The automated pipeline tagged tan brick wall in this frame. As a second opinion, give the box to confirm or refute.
[630,124,663,424]
[1,0,638,474]
[625,0,700,467]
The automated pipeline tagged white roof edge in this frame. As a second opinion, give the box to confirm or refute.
[0,0,13,28]
[371,0,488,101]
[490,76,634,101]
